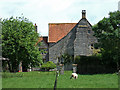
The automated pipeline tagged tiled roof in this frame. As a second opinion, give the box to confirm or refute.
[48,23,77,43]
[36,36,48,46]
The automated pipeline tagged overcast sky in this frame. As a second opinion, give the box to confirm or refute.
[0,0,119,36]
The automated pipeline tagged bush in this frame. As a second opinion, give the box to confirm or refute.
[41,61,56,71]
[59,53,74,65]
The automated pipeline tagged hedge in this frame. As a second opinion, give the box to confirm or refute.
[74,55,116,74]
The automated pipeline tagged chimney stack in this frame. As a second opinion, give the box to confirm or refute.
[82,10,86,19]
[35,23,37,33]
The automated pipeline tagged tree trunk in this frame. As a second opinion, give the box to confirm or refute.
[7,61,12,72]
[117,62,119,72]
[11,61,18,72]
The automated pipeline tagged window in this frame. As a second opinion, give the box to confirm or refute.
[91,44,94,49]
[91,44,93,46]
[41,52,44,54]
[88,30,91,34]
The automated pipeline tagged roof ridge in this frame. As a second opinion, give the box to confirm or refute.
[49,23,77,25]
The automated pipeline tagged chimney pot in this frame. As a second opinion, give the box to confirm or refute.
[82,10,86,19]
[35,23,37,33]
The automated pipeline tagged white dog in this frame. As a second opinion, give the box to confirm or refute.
[70,73,78,79]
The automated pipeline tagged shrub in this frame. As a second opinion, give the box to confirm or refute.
[41,61,56,71]
[59,53,74,65]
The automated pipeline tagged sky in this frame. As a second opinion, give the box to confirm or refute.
[0,0,120,36]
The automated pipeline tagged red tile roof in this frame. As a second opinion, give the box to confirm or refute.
[48,23,77,43]
[36,36,48,46]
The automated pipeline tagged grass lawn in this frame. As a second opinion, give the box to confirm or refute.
[57,71,118,88]
[2,71,56,88]
[2,71,118,88]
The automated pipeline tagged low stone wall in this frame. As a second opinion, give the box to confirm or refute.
[64,64,73,70]
[31,68,40,71]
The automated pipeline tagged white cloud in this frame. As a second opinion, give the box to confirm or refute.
[47,0,73,12]
[0,0,120,36]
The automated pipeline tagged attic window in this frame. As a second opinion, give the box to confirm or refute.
[88,30,91,34]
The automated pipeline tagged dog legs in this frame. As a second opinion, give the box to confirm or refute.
[70,75,73,79]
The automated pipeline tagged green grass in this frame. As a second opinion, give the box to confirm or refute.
[2,71,56,88]
[2,71,118,88]
[57,71,118,88]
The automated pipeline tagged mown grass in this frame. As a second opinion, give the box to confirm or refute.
[57,71,118,88]
[2,71,56,88]
[2,71,118,88]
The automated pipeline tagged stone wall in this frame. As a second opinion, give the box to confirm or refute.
[39,40,49,62]
[49,18,97,64]
[49,26,76,64]
[74,18,97,57]
[39,40,48,49]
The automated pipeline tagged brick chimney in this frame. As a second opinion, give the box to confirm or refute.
[35,23,37,33]
[82,10,86,19]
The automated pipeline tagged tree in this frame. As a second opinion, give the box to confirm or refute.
[2,16,42,72]
[92,10,120,71]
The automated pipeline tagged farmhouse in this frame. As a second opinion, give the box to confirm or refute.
[37,10,97,64]
[37,36,49,62]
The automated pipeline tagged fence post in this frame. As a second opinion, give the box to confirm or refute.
[54,71,58,90]
[59,64,64,75]
[72,64,77,73]
[118,70,120,90]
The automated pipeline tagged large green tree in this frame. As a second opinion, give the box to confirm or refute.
[2,16,42,72]
[92,10,120,71]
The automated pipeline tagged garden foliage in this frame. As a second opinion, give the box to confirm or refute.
[41,61,56,71]
[92,10,120,71]
[2,16,42,72]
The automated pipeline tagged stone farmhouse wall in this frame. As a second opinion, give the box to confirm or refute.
[39,40,49,62]
[49,18,97,64]
[74,18,97,57]
[49,25,76,64]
